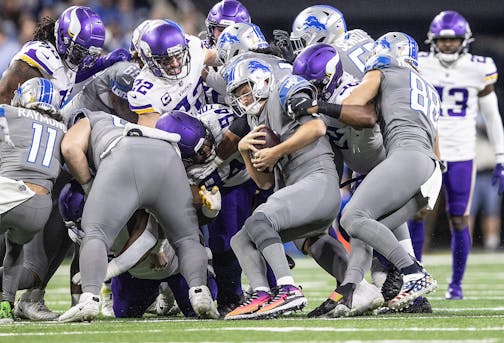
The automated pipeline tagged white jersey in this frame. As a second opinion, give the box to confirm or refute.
[320,72,385,174]
[195,104,250,188]
[11,41,76,105]
[418,52,498,161]
[128,35,207,117]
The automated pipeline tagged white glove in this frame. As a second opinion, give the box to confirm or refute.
[72,272,81,285]
[0,117,15,148]
[186,156,224,181]
[199,185,221,218]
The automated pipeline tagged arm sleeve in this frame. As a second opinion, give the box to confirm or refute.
[104,226,158,280]
[229,115,250,138]
[479,91,504,164]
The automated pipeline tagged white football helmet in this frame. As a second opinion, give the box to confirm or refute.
[216,22,269,65]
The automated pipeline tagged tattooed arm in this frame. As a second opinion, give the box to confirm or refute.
[0,60,43,105]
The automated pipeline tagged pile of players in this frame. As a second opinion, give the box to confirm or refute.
[0,0,503,323]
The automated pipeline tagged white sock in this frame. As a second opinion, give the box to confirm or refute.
[276,276,295,286]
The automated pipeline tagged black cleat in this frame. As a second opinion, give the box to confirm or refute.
[307,290,342,318]
[381,266,403,301]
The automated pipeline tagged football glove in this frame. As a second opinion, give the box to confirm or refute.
[199,185,221,218]
[288,94,316,117]
[272,29,295,63]
[492,163,504,195]
[186,156,223,181]
[75,48,131,83]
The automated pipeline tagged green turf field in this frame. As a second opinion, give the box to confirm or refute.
[1,251,503,342]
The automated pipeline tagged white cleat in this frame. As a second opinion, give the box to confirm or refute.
[14,289,59,321]
[100,284,114,317]
[189,286,219,319]
[58,292,100,323]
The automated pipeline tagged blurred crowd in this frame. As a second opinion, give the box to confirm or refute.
[0,0,206,74]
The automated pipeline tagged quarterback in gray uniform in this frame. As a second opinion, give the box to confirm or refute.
[224,57,342,320]
[298,32,442,311]
[0,78,65,322]
[58,109,219,322]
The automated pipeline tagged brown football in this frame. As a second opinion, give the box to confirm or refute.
[254,126,280,150]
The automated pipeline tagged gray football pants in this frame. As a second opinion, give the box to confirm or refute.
[231,171,341,290]
[340,149,435,271]
[80,138,207,295]
[0,194,52,302]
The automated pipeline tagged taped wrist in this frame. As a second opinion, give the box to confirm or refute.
[317,102,342,119]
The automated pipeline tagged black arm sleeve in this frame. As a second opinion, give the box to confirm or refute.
[229,115,250,138]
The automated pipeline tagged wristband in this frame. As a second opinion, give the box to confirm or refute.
[317,102,342,119]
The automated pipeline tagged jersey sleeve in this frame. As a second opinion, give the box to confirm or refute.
[13,41,64,78]
[481,56,498,86]
[110,62,140,100]
[127,70,157,115]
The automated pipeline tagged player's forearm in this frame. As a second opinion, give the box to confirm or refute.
[274,119,326,157]
[479,91,504,163]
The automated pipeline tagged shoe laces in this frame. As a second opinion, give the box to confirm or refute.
[240,291,270,307]
[270,285,300,302]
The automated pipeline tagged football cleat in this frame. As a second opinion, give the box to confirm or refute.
[378,296,432,314]
[224,290,272,320]
[14,289,59,321]
[100,283,114,317]
[188,286,219,319]
[445,283,463,300]
[255,285,307,319]
[58,292,100,323]
[307,290,342,318]
[0,301,14,324]
[381,266,403,301]
[388,271,437,310]
[333,280,384,318]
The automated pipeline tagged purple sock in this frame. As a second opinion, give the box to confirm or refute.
[450,227,471,287]
[266,263,277,289]
[213,251,243,306]
[408,219,425,262]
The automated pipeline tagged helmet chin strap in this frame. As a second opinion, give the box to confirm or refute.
[436,52,460,66]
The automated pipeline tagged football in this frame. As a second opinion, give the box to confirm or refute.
[254,126,281,150]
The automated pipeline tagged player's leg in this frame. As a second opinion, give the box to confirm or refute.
[443,160,475,300]
[110,272,159,318]
[340,150,438,309]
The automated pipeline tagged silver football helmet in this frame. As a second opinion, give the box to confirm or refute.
[216,22,269,65]
[11,77,61,115]
[226,58,272,117]
[290,5,346,55]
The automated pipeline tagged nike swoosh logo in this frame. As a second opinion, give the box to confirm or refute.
[41,52,51,59]
[130,94,137,99]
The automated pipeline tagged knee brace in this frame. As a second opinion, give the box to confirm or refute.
[243,212,281,251]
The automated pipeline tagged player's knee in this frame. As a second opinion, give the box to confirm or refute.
[293,237,313,255]
[243,212,280,251]
[450,215,468,231]
[340,206,368,237]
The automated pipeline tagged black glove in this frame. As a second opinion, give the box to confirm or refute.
[272,29,295,63]
[288,95,314,117]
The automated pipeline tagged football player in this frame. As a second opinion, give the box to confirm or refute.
[0,78,66,322]
[295,32,442,311]
[417,11,504,300]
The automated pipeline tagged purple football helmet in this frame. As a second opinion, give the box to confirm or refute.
[54,6,105,71]
[138,20,191,80]
[427,10,473,63]
[293,43,343,101]
[58,181,85,223]
[156,111,215,164]
[206,0,251,47]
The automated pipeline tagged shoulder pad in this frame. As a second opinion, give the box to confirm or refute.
[364,54,397,72]
[278,75,317,113]
[15,41,63,77]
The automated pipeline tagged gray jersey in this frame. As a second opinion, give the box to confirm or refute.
[0,105,66,191]
[248,79,335,186]
[71,110,126,172]
[333,29,374,80]
[377,66,439,160]
[61,61,140,120]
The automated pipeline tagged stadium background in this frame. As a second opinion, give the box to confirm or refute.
[1,0,503,250]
